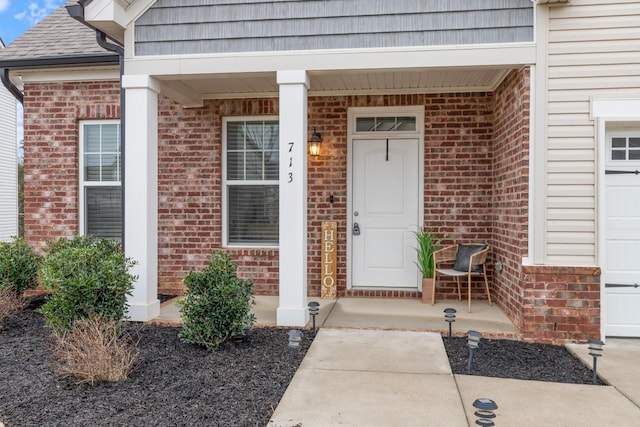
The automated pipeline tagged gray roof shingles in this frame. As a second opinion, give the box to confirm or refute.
[0,0,115,64]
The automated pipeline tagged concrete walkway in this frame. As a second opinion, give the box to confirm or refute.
[157,297,640,426]
[268,329,640,427]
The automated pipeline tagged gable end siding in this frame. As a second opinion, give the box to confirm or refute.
[135,0,534,56]
[546,0,640,265]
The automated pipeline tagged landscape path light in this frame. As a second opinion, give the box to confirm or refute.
[444,307,456,338]
[587,339,605,385]
[288,330,303,368]
[473,398,498,427]
[467,330,482,374]
[308,301,320,335]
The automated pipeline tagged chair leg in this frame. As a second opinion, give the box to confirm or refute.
[431,275,436,306]
[456,277,462,300]
[468,274,472,313]
[483,267,492,307]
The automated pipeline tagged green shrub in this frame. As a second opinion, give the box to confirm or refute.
[178,250,256,351]
[37,236,137,335]
[0,237,41,296]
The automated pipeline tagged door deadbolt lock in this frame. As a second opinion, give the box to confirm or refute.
[353,222,361,236]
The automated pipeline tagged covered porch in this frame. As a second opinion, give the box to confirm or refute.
[83,0,539,335]
[156,296,521,339]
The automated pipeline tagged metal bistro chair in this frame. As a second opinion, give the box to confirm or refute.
[433,243,491,313]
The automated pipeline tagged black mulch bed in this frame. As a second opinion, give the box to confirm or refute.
[443,336,602,385]
[1,300,601,427]
[158,293,178,304]
[0,300,313,427]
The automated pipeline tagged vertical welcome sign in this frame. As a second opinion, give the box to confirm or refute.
[321,221,337,299]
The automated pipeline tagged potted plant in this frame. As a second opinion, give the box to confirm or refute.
[414,228,442,304]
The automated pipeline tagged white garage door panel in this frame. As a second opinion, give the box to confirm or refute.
[606,293,640,336]
[604,170,640,337]
[606,241,640,270]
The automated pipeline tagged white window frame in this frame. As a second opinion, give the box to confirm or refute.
[78,120,121,238]
[607,129,640,167]
[222,116,279,248]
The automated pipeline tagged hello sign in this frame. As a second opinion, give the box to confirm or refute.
[321,221,337,299]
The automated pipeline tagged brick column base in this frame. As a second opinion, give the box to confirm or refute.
[522,265,601,343]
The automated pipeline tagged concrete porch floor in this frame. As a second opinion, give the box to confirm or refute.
[155,296,520,338]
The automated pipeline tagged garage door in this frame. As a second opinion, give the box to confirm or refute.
[604,132,640,337]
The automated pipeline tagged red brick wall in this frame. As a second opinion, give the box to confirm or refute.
[157,97,279,295]
[22,81,121,251]
[22,84,516,300]
[423,92,494,300]
[491,68,531,331]
[522,266,601,343]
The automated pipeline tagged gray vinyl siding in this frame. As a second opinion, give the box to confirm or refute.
[135,0,534,56]
[0,85,17,242]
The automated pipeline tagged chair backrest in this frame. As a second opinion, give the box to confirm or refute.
[453,244,488,273]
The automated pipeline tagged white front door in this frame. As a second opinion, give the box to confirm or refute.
[351,138,420,288]
[604,170,640,336]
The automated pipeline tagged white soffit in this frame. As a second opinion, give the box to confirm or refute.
[153,67,515,103]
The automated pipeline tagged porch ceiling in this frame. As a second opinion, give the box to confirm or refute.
[156,66,515,104]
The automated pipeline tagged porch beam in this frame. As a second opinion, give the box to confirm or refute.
[276,70,309,327]
[122,74,161,321]
[125,44,537,77]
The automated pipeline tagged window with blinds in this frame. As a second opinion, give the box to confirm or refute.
[224,118,279,246]
[80,121,122,241]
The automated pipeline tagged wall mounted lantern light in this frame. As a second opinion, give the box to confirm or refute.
[309,128,322,157]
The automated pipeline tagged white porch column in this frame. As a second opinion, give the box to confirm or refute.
[122,74,161,321]
[277,70,309,326]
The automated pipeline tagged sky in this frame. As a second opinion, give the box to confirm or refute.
[0,0,66,45]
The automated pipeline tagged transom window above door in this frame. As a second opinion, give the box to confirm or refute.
[223,118,279,247]
[355,116,417,133]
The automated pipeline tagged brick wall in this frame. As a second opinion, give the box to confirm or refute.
[22,84,520,301]
[22,81,120,251]
[157,97,279,295]
[522,266,601,343]
[423,92,495,300]
[491,68,530,331]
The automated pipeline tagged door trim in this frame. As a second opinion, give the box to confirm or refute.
[346,106,425,290]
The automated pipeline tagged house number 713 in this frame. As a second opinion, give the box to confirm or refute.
[288,141,294,183]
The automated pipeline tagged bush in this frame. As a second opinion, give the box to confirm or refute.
[0,288,27,325]
[0,236,41,296]
[37,236,137,335]
[52,317,140,384]
[178,250,256,351]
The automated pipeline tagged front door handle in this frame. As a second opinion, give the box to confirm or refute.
[353,222,360,236]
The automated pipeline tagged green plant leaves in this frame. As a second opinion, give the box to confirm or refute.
[414,228,442,279]
[37,236,137,335]
[0,236,41,296]
[178,250,256,351]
